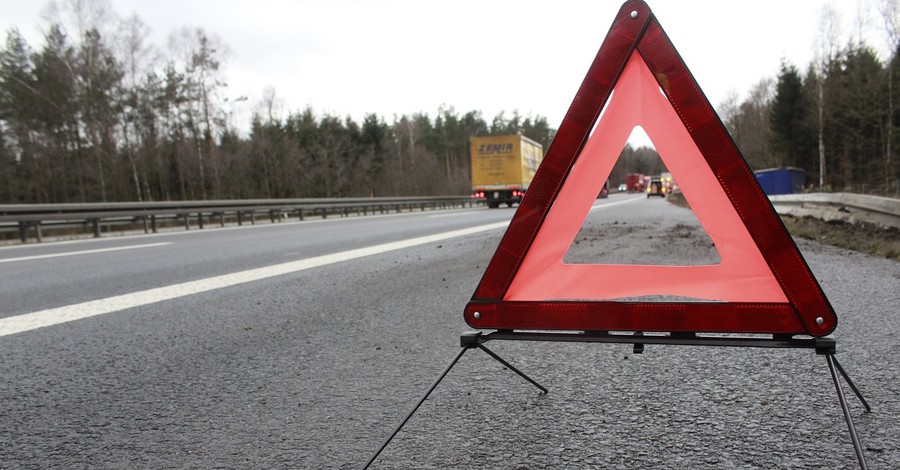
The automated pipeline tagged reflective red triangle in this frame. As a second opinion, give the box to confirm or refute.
[464,0,837,336]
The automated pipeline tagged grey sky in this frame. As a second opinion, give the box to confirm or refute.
[1,0,891,141]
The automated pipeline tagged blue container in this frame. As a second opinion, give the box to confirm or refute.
[754,167,806,195]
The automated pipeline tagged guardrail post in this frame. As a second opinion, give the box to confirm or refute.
[197,213,204,230]
[250,212,256,225]
[217,212,225,227]
[18,222,27,243]
[141,217,149,234]
[151,215,157,233]
[34,222,42,243]
[298,209,304,221]
[91,218,101,238]
[182,214,190,230]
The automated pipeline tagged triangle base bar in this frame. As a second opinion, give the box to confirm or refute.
[362,331,870,470]
[465,301,806,334]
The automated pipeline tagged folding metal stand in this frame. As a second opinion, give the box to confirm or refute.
[362,330,870,470]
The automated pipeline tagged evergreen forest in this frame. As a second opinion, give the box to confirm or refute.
[1,2,898,204]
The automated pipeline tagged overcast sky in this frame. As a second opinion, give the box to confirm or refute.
[0,0,892,140]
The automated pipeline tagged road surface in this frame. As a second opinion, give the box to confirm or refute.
[1,193,897,468]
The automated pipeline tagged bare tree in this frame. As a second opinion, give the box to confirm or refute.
[813,4,844,189]
[115,14,154,201]
[880,0,899,192]
[167,27,229,199]
[721,79,776,170]
[44,0,116,40]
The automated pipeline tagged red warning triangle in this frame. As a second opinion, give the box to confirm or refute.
[464,0,837,337]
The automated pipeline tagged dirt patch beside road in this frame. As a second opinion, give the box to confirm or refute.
[780,215,900,260]
[666,191,899,260]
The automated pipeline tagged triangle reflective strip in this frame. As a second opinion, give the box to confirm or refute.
[464,0,837,336]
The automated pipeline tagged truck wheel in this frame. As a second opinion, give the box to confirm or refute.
[506,202,513,208]
[488,202,499,209]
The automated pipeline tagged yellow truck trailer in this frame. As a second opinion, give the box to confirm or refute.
[470,134,544,208]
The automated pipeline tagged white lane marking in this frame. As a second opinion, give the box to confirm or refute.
[0,242,172,264]
[0,221,509,338]
[426,210,479,218]
[589,195,645,211]
[428,195,643,218]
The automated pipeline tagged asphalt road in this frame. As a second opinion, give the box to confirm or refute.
[1,193,897,469]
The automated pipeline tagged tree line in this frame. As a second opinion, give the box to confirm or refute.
[0,1,554,204]
[722,3,900,194]
[243,106,554,199]
[2,1,898,205]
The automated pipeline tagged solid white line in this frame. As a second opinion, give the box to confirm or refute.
[589,195,645,211]
[0,221,509,338]
[426,210,477,218]
[0,242,172,264]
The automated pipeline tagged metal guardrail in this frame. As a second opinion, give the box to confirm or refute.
[768,192,900,229]
[0,196,484,243]
[5,192,894,244]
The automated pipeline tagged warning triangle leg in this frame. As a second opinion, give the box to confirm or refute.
[362,346,470,470]
[461,331,547,393]
[825,353,869,470]
[830,355,871,412]
[362,332,546,469]
[473,343,548,395]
